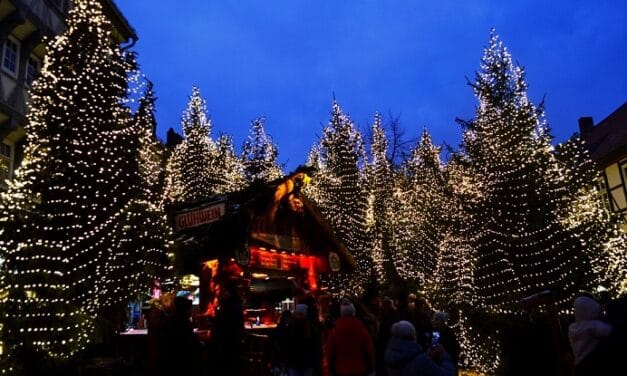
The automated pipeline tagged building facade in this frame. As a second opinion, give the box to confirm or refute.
[579,102,627,224]
[0,0,136,189]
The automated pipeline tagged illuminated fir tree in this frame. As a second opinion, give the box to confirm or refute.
[210,134,246,195]
[364,113,396,285]
[460,31,590,312]
[134,80,165,204]
[425,155,477,311]
[102,80,171,311]
[242,117,283,183]
[304,144,331,207]
[316,100,370,296]
[392,130,447,289]
[0,0,139,363]
[164,86,216,203]
[556,137,627,295]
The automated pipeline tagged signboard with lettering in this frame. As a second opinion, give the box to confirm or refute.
[248,247,319,272]
[175,202,225,231]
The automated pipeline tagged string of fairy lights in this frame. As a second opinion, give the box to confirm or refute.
[241,117,284,183]
[0,0,169,363]
[365,113,393,283]
[0,5,624,373]
[308,100,372,297]
[459,31,597,314]
[164,87,247,204]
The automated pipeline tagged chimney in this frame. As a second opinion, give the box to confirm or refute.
[578,117,594,135]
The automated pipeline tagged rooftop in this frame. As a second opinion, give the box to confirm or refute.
[579,102,627,166]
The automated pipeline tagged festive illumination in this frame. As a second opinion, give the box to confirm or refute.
[241,117,283,183]
[555,137,627,296]
[164,90,245,204]
[212,134,246,194]
[455,310,501,374]
[392,130,448,288]
[101,79,171,311]
[306,100,370,296]
[456,30,592,313]
[363,113,396,285]
[163,86,217,203]
[0,0,169,366]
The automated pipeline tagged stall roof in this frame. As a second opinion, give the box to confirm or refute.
[168,166,357,273]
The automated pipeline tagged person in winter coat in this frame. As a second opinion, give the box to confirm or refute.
[285,304,318,376]
[145,292,175,373]
[385,320,455,376]
[213,282,244,375]
[270,309,293,375]
[568,295,612,375]
[325,300,375,376]
[161,296,203,375]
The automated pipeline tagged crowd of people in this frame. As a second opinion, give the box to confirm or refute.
[141,285,626,376]
[268,292,459,376]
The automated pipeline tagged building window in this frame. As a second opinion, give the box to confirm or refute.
[26,55,40,86]
[0,141,13,187]
[2,37,20,76]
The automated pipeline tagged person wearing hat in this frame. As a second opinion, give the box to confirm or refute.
[385,320,455,376]
[325,299,375,376]
[285,304,318,376]
[568,295,612,375]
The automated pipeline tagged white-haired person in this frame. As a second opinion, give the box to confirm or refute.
[385,320,455,376]
[568,295,612,376]
[325,299,375,376]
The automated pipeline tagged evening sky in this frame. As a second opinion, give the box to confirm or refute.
[116,0,627,170]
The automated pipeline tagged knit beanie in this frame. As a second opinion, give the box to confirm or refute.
[391,320,416,340]
[340,301,356,317]
[573,296,601,321]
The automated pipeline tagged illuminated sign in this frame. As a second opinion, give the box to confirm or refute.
[175,202,225,231]
[249,247,317,272]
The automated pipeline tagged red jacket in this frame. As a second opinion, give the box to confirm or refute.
[325,316,375,376]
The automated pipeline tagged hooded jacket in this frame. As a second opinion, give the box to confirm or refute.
[568,296,612,365]
[384,337,455,376]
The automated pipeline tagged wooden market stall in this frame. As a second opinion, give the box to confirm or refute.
[168,166,356,328]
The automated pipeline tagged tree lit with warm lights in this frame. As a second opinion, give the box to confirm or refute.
[392,130,448,289]
[458,31,591,313]
[364,113,396,286]
[309,100,371,296]
[0,0,168,369]
[242,117,283,184]
[556,137,627,295]
[163,86,216,203]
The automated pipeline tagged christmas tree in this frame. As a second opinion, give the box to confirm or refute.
[164,86,216,203]
[392,130,448,290]
[556,137,627,295]
[428,156,477,311]
[460,30,590,312]
[242,117,283,183]
[314,100,371,296]
[0,0,140,363]
[363,113,396,286]
[210,134,246,195]
[101,80,171,312]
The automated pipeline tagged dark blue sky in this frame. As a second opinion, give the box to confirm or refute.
[117,0,626,171]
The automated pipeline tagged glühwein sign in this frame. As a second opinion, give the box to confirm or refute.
[175,201,225,231]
